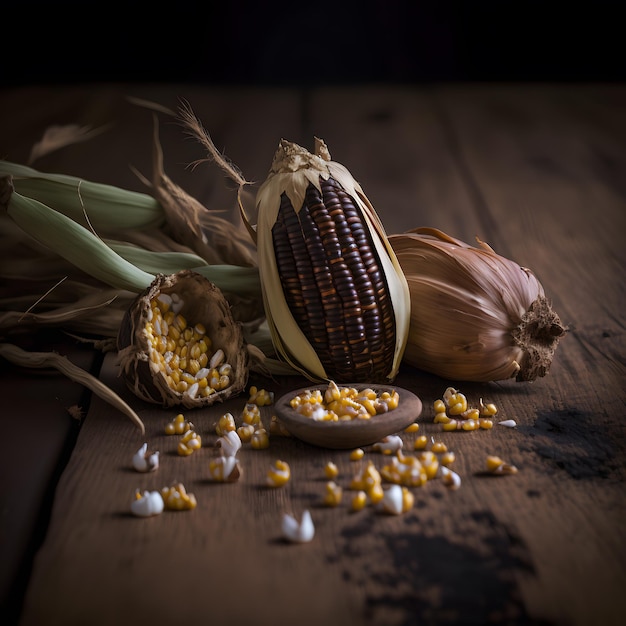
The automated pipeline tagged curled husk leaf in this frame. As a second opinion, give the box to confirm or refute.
[389,228,567,382]
[117,270,249,407]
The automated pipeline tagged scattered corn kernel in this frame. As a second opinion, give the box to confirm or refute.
[241,402,262,426]
[324,461,339,479]
[440,451,456,466]
[165,413,193,435]
[237,423,255,443]
[251,428,270,449]
[208,455,241,482]
[433,412,452,424]
[414,435,428,450]
[161,483,197,511]
[431,440,448,454]
[351,490,368,511]
[132,443,159,473]
[215,412,236,436]
[479,398,498,416]
[323,481,343,506]
[216,430,242,457]
[349,448,365,461]
[378,484,414,515]
[177,430,202,456]
[266,459,291,487]
[498,419,517,428]
[440,466,462,490]
[479,418,494,429]
[131,489,164,517]
[486,455,518,475]
[404,422,420,433]
[433,399,446,414]
[248,385,274,406]
[372,435,403,455]
[282,510,315,543]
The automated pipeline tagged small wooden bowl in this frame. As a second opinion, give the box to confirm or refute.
[274,384,423,449]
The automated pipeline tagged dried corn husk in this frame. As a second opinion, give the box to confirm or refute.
[0,343,144,433]
[250,138,411,383]
[389,227,567,382]
[117,270,250,408]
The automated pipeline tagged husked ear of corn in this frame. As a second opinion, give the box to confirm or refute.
[117,270,249,408]
[252,138,411,383]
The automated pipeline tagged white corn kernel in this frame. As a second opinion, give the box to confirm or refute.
[131,489,164,517]
[281,510,315,543]
[132,443,160,473]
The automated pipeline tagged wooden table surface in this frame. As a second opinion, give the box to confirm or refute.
[1,83,625,626]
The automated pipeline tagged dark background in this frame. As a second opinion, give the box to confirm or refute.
[2,0,624,86]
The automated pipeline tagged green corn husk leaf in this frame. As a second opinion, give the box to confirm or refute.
[107,240,262,298]
[0,161,165,233]
[0,176,155,293]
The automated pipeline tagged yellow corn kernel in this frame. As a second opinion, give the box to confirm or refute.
[461,419,479,431]
[351,490,368,511]
[324,461,339,479]
[413,435,428,450]
[447,395,468,416]
[323,380,341,403]
[171,313,186,331]
[442,419,460,431]
[431,440,448,454]
[404,422,420,433]
[368,482,385,504]
[251,428,270,449]
[241,402,261,425]
[349,448,364,461]
[479,418,494,430]
[181,372,196,386]
[418,451,439,480]
[208,455,241,482]
[433,399,446,414]
[216,412,236,436]
[161,482,197,511]
[177,430,201,456]
[460,408,480,421]
[237,423,255,443]
[198,352,209,368]
[440,451,456,466]
[382,390,399,410]
[486,455,518,475]
[168,325,181,342]
[362,461,382,490]
[479,398,498,416]
[266,459,290,487]
[433,412,451,424]
[200,386,216,398]
[165,413,192,435]
[189,343,202,360]
[323,481,343,506]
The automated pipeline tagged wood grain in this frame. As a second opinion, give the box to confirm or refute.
[1,84,624,626]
